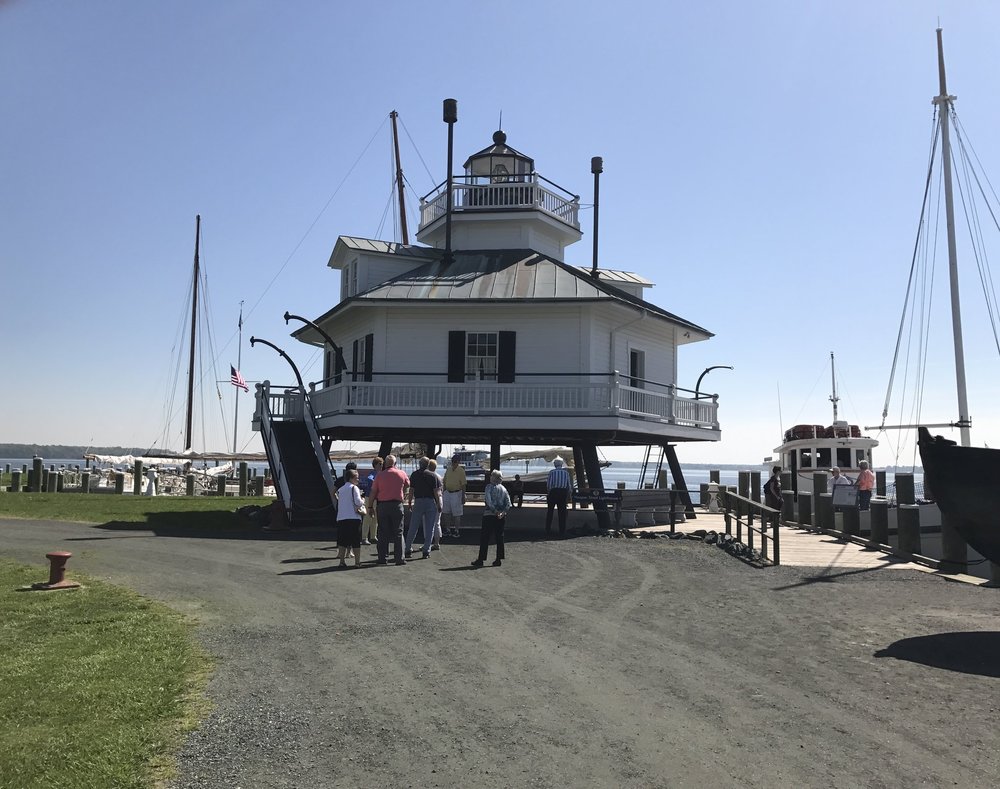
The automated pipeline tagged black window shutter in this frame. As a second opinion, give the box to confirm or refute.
[448,331,466,383]
[333,346,345,385]
[497,331,516,383]
[363,333,374,382]
[352,340,359,383]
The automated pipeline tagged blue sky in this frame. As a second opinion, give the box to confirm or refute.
[3,0,1000,465]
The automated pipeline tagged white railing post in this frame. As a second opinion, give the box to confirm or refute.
[612,371,621,413]
[668,384,677,422]
[474,375,480,415]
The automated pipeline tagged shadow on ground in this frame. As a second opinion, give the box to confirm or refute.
[65,509,599,545]
[874,631,1000,678]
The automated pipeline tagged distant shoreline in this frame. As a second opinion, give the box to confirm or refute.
[0,443,923,473]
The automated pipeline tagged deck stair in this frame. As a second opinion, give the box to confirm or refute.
[255,383,336,527]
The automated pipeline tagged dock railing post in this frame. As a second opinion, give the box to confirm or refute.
[870,499,889,545]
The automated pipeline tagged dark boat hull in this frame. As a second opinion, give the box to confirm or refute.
[917,427,1000,564]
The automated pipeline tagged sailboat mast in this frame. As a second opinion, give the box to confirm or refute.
[829,352,839,423]
[233,300,244,454]
[390,110,409,245]
[184,215,200,452]
[935,28,972,447]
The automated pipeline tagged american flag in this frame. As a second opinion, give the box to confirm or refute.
[231,365,249,392]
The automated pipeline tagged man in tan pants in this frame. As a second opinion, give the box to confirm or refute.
[441,454,467,538]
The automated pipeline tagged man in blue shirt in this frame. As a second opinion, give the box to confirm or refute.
[545,457,572,538]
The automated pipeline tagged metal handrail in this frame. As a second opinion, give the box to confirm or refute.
[720,490,781,565]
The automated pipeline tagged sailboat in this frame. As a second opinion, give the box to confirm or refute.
[884,30,1000,574]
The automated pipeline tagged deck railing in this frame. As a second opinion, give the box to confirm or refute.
[257,372,719,430]
[419,173,580,229]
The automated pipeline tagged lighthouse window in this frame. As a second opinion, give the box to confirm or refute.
[466,332,498,380]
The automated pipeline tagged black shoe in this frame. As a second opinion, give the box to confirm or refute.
[492,559,502,567]
[395,559,407,566]
[471,559,484,567]
[376,558,388,565]
[422,552,431,559]
[404,550,412,559]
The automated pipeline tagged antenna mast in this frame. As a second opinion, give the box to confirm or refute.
[829,351,839,423]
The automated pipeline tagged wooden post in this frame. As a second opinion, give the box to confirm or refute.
[133,460,143,495]
[31,457,43,492]
[217,474,226,496]
[56,472,64,493]
[798,491,812,525]
[709,469,720,483]
[114,472,125,495]
[870,499,889,545]
[186,473,195,496]
[699,482,708,506]
[46,470,57,493]
[817,493,833,531]
[875,470,887,496]
[750,470,761,503]
[812,471,828,496]
[897,504,922,555]
[239,462,248,497]
[895,473,915,505]
[842,506,860,537]
[9,470,21,493]
[738,471,749,521]
[81,471,90,493]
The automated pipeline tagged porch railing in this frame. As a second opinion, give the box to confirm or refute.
[256,372,719,430]
[420,173,580,230]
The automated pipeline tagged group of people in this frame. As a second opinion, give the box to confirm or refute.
[331,452,512,568]
[764,460,877,512]
[330,452,585,568]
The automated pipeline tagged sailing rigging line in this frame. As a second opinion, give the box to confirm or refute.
[240,115,390,331]
[880,112,940,430]
[398,113,438,189]
[951,113,1000,355]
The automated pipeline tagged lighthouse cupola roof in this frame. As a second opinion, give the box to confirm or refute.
[463,130,534,182]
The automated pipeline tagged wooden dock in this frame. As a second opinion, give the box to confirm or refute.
[635,510,991,585]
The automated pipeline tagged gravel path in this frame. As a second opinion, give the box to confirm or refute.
[3,508,999,788]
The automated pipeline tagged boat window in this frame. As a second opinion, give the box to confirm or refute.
[466,332,498,380]
[799,449,813,468]
[855,450,866,466]
[817,448,831,467]
[837,448,852,468]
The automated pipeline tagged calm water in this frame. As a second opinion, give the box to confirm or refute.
[1,458,919,492]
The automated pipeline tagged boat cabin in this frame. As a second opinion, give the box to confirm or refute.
[775,421,877,494]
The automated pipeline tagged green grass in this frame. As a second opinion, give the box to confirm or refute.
[0,559,211,789]
[0,492,269,526]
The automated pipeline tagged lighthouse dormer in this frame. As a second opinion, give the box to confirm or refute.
[416,130,583,261]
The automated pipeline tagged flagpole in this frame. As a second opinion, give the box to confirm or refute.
[233,301,244,454]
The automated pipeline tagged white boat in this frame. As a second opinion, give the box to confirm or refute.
[450,445,489,477]
[772,353,878,496]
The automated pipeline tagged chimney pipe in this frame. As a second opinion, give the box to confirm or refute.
[443,99,458,266]
[590,156,603,278]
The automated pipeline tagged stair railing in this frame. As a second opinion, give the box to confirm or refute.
[254,381,293,511]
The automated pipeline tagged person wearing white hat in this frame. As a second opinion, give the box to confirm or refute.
[545,457,572,537]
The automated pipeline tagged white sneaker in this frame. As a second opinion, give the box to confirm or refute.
[361,539,371,545]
